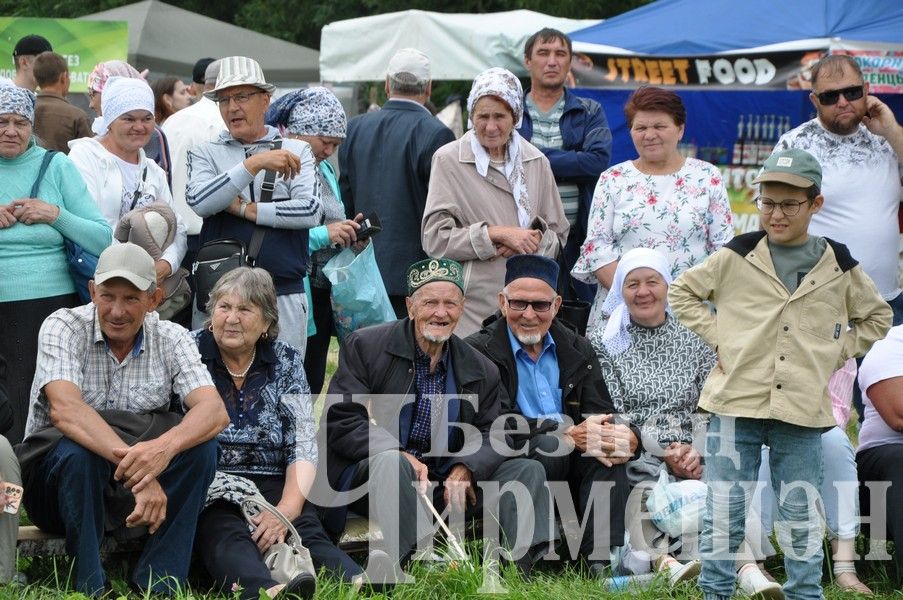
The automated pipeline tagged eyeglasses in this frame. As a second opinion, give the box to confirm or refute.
[755,197,809,216]
[214,91,264,106]
[815,85,864,106]
[505,297,555,312]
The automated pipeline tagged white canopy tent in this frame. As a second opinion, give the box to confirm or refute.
[320,9,598,82]
[80,0,320,85]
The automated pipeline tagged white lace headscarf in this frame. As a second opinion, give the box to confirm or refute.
[600,248,673,356]
[466,67,531,227]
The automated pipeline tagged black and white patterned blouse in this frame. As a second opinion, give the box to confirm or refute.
[593,314,715,447]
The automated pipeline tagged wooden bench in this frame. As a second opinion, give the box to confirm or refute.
[16,514,382,558]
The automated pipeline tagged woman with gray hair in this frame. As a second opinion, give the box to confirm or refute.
[191,267,361,598]
[266,87,363,394]
[0,83,111,443]
[422,67,568,337]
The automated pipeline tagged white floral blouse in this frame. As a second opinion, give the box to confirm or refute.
[572,158,733,332]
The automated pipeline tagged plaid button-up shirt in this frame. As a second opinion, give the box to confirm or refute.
[25,303,213,437]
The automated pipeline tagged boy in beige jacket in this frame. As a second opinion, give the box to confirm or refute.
[668,148,891,600]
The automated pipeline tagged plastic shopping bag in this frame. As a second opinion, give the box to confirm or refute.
[645,468,707,538]
[323,242,396,341]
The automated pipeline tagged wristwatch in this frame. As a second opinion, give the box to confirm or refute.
[239,198,251,219]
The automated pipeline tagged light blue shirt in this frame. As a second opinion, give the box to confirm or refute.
[507,326,562,422]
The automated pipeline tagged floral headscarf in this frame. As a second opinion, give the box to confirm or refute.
[0,85,36,124]
[265,87,347,138]
[466,68,530,226]
[87,60,144,93]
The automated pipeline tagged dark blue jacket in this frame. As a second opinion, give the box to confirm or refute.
[517,89,612,246]
[338,99,455,296]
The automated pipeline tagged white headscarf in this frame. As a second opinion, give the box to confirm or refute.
[600,248,673,356]
[466,67,531,227]
[99,76,154,134]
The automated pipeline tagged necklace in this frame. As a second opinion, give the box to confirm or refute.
[225,347,256,379]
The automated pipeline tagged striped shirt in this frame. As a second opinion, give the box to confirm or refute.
[525,95,580,227]
[25,304,213,437]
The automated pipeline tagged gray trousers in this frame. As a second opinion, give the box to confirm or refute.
[0,435,21,582]
[193,291,308,359]
[348,451,554,566]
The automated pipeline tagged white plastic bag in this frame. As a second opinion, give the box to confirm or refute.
[645,469,707,538]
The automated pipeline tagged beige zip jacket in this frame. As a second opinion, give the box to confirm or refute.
[669,231,891,428]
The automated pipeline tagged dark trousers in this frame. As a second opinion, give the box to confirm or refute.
[25,437,218,596]
[856,444,903,583]
[347,451,554,566]
[528,433,628,562]
[196,474,361,600]
[303,285,334,396]
[0,293,78,443]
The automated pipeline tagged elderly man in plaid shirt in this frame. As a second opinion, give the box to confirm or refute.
[17,243,229,597]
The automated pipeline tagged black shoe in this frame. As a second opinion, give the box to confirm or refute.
[277,572,316,599]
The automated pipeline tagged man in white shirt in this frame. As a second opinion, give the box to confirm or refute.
[161,59,226,267]
[776,54,903,419]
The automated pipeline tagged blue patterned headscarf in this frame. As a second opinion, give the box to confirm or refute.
[265,87,346,138]
[0,84,36,124]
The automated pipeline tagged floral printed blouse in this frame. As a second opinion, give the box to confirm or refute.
[572,158,733,331]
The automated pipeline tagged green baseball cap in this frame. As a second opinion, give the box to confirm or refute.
[407,258,464,296]
[753,148,822,189]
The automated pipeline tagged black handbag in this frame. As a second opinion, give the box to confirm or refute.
[191,141,281,311]
[556,249,591,337]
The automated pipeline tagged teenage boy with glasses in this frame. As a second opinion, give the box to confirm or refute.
[669,148,891,600]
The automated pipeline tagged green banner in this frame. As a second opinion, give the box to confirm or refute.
[0,17,128,93]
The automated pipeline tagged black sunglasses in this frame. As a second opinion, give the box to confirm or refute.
[505,298,554,313]
[815,85,864,106]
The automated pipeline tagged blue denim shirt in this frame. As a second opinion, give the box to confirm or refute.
[507,326,562,421]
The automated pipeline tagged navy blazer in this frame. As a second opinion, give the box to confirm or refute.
[338,99,455,296]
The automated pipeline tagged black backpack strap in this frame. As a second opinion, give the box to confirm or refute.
[248,139,283,265]
[30,150,58,198]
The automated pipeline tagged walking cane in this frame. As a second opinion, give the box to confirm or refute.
[417,490,472,568]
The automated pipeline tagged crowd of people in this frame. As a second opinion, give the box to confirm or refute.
[0,26,901,600]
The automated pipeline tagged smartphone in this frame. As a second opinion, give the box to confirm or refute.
[356,213,382,241]
[3,483,22,515]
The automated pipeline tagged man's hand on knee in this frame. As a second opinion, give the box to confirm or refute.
[400,451,430,495]
[126,478,167,534]
[113,438,175,492]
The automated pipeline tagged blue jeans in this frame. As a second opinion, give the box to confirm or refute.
[25,437,218,596]
[757,426,859,549]
[699,416,825,600]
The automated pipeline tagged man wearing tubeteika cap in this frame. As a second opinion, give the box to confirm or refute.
[12,34,52,91]
[320,257,554,583]
[466,254,637,573]
[18,243,229,596]
[338,49,455,317]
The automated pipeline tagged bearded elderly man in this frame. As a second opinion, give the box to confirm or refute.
[186,56,322,356]
[466,255,638,573]
[321,258,555,581]
[18,243,229,596]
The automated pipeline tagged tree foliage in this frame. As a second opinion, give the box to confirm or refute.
[0,0,653,50]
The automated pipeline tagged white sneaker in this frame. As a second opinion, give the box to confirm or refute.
[661,559,701,586]
[737,564,785,600]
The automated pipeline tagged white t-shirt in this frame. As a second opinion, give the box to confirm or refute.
[776,119,903,300]
[113,154,142,218]
[857,324,903,453]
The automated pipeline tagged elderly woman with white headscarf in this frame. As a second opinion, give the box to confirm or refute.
[69,76,187,298]
[422,67,568,337]
[265,87,362,394]
[0,84,111,443]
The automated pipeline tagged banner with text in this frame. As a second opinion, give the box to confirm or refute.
[834,50,903,94]
[572,50,827,90]
[0,17,128,93]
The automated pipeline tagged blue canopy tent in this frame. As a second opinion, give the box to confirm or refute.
[567,0,903,164]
